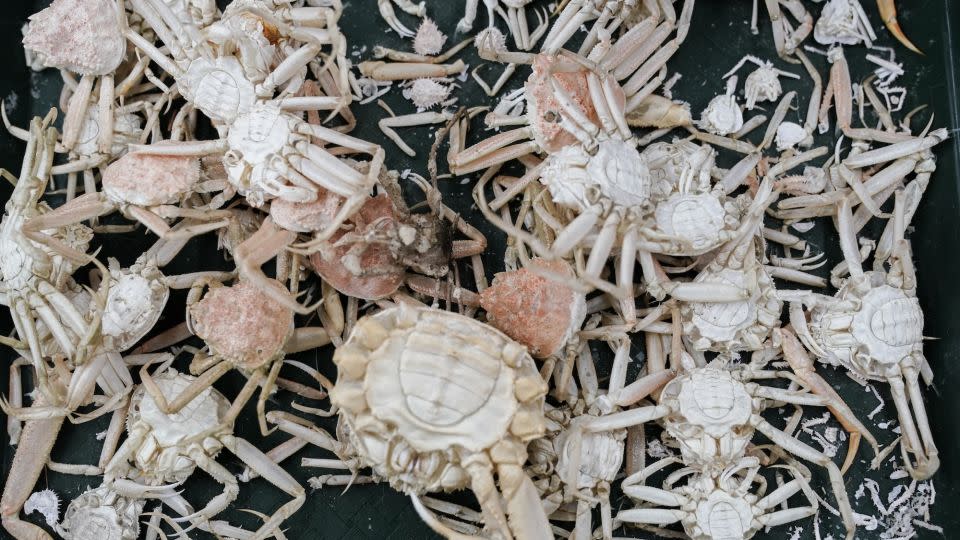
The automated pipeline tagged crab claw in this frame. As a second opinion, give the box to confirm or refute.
[877,0,922,54]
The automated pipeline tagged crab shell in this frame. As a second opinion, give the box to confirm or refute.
[682,258,783,352]
[58,484,143,540]
[525,55,606,153]
[270,188,345,233]
[684,488,759,540]
[698,94,743,136]
[100,262,170,352]
[811,273,924,380]
[308,194,405,300]
[479,258,586,358]
[181,56,257,124]
[224,103,303,206]
[22,0,126,75]
[189,280,294,369]
[554,417,625,490]
[659,367,757,469]
[127,371,230,483]
[331,305,548,494]
[74,105,142,158]
[540,138,652,213]
[102,152,200,207]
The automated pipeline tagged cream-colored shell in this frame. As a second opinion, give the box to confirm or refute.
[58,484,143,540]
[332,305,547,494]
[22,0,126,75]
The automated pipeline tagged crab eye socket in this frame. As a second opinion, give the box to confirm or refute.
[543,110,559,123]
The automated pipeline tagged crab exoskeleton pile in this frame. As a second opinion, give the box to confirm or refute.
[0,0,947,539]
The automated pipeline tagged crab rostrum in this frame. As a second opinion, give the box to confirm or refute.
[330,305,553,540]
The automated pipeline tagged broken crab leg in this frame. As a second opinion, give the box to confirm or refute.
[877,0,921,53]
[843,128,949,169]
[358,60,466,81]
[778,328,880,474]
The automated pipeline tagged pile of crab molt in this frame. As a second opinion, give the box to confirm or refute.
[0,0,946,539]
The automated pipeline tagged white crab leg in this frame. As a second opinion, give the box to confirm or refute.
[622,485,687,507]
[844,128,949,169]
[583,404,671,432]
[617,507,685,525]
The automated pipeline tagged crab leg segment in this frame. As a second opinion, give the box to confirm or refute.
[778,328,880,473]
[878,0,922,53]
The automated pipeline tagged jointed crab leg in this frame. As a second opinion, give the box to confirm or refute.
[877,0,922,54]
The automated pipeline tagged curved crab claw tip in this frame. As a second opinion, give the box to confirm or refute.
[877,0,923,54]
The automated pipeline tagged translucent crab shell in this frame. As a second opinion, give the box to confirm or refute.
[331,305,548,494]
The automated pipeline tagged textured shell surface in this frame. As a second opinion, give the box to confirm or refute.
[525,55,602,153]
[480,258,586,358]
[692,490,753,540]
[190,280,294,368]
[59,484,143,540]
[668,368,753,438]
[270,188,344,233]
[402,78,452,110]
[851,283,923,363]
[22,0,126,75]
[688,268,757,342]
[0,236,31,291]
[413,18,446,56]
[102,152,200,207]
[654,193,726,253]
[131,371,229,448]
[101,270,169,351]
[181,56,256,123]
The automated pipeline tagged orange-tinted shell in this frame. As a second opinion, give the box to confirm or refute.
[309,194,404,300]
[270,188,344,233]
[22,0,126,75]
[525,55,608,153]
[190,280,293,369]
[480,258,586,358]
[102,153,199,206]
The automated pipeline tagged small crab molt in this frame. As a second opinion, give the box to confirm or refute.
[331,305,552,540]
[57,484,143,540]
[541,137,651,214]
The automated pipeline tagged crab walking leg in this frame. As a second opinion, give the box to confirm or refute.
[174,453,239,527]
[139,360,233,415]
[0,403,64,539]
[61,75,95,151]
[222,436,305,540]
[836,199,865,281]
[903,361,939,477]
[825,50,916,143]
[411,495,478,540]
[752,418,855,539]
[583,405,672,433]
[378,112,452,157]
[496,462,552,540]
[843,129,949,169]
[463,458,513,540]
[449,127,537,175]
[878,0,922,53]
[888,369,939,480]
[778,328,879,473]
[233,219,319,315]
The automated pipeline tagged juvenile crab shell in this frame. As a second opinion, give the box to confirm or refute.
[331,305,548,494]
[687,488,757,540]
[22,0,126,75]
[479,258,586,358]
[103,152,200,207]
[224,103,304,206]
[57,484,143,540]
[554,419,625,489]
[698,94,743,136]
[413,18,446,56]
[127,371,230,482]
[653,192,729,254]
[189,280,294,369]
